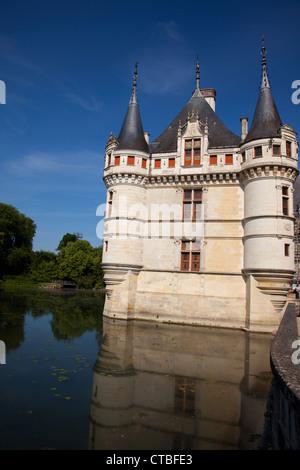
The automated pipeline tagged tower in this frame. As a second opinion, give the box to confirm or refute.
[102,64,149,316]
[240,36,299,329]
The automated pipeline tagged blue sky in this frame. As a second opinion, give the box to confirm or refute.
[0,0,299,252]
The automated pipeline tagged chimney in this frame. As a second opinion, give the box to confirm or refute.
[200,88,216,111]
[240,117,248,140]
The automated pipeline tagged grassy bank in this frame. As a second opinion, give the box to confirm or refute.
[0,275,41,289]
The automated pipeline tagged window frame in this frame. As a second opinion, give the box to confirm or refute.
[286,141,292,157]
[210,155,217,165]
[284,243,290,257]
[127,156,135,166]
[282,186,289,216]
[272,144,281,156]
[254,146,262,158]
[182,189,202,222]
[184,138,201,166]
[225,154,233,165]
[180,240,201,272]
[168,157,175,168]
[114,155,120,166]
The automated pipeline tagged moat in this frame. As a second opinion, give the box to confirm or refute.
[0,288,273,450]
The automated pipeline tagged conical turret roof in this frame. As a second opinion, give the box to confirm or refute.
[244,36,282,144]
[116,63,149,154]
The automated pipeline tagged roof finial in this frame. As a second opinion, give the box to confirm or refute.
[261,34,270,89]
[196,55,200,89]
[133,62,138,88]
[130,62,138,104]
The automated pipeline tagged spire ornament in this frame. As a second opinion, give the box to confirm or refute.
[196,55,200,89]
[133,62,138,88]
[261,34,270,89]
[130,62,138,105]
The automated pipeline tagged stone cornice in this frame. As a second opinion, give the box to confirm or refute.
[103,162,299,189]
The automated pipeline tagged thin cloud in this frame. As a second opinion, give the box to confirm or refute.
[65,90,103,112]
[154,21,183,41]
[6,150,101,177]
[0,34,43,76]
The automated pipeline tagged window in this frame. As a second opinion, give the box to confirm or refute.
[142,158,147,169]
[284,244,289,257]
[272,144,281,156]
[127,156,135,165]
[180,241,201,272]
[286,141,292,157]
[183,189,202,221]
[114,156,120,166]
[154,159,161,169]
[107,154,111,167]
[242,152,246,163]
[225,154,233,164]
[184,139,201,166]
[105,241,108,252]
[174,377,195,414]
[210,155,217,165]
[107,191,113,217]
[282,186,289,216]
[254,146,262,158]
[169,158,175,168]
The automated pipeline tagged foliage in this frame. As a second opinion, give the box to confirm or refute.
[0,210,104,288]
[56,233,78,251]
[57,240,103,288]
[1,275,40,288]
[30,250,59,283]
[0,203,36,277]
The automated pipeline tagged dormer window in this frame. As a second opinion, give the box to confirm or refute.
[272,144,281,156]
[184,138,201,166]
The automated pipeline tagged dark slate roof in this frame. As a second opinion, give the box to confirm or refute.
[244,40,282,144]
[116,86,149,154]
[243,86,282,144]
[149,87,240,153]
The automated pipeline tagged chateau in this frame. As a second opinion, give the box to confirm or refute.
[101,40,299,332]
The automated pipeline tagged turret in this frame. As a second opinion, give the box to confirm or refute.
[102,64,149,312]
[240,36,299,328]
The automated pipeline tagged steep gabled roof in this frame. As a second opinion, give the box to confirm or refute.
[150,57,240,153]
[150,87,240,153]
[116,63,149,154]
[244,36,282,144]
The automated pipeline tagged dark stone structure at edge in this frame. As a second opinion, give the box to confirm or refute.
[258,303,300,449]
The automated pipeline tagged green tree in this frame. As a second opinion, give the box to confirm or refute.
[0,203,36,276]
[30,250,58,283]
[56,233,78,251]
[57,240,103,288]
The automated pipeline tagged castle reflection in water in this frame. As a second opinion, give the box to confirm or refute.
[88,317,273,450]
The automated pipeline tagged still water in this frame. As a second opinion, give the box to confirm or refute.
[0,288,273,450]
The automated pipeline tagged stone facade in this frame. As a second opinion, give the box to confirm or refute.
[101,47,299,333]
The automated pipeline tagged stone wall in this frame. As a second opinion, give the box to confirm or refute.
[258,302,300,449]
